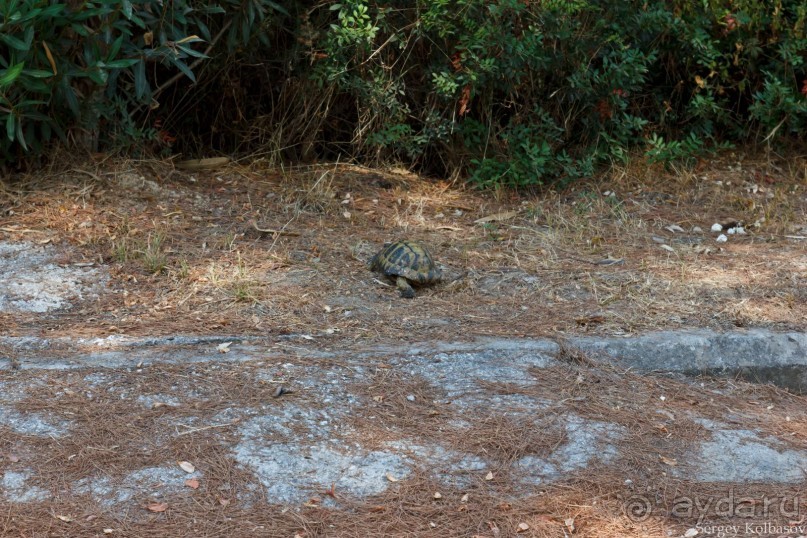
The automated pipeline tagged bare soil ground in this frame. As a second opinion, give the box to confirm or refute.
[1,150,806,538]
[1,151,805,346]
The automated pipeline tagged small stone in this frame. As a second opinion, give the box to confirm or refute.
[711,223,723,232]
[406,394,416,402]
[715,234,728,243]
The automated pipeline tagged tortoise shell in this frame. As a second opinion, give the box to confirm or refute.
[370,240,441,297]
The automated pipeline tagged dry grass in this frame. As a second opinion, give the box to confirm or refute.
[2,151,805,345]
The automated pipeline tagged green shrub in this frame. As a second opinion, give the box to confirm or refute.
[0,0,286,163]
[3,0,806,185]
[311,0,807,186]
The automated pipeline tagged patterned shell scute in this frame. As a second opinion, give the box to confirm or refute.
[370,240,441,284]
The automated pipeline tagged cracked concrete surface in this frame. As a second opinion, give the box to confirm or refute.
[2,334,807,508]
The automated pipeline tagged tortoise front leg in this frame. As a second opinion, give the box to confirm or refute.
[396,276,415,298]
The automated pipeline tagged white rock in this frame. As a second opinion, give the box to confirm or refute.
[711,223,723,232]
[692,226,703,233]
[716,234,728,243]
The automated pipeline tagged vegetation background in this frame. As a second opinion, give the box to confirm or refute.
[1,0,806,185]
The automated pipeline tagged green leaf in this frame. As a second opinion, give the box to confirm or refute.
[108,35,125,60]
[1,33,30,51]
[72,7,110,21]
[17,7,42,23]
[170,59,196,82]
[19,78,49,93]
[266,1,289,16]
[196,18,211,41]
[71,23,90,37]
[133,59,148,99]
[196,5,224,14]
[22,70,54,78]
[38,4,66,18]
[247,4,256,26]
[5,113,15,142]
[106,68,120,96]
[0,62,25,87]
[122,0,132,19]
[176,45,207,59]
[87,67,107,85]
[105,58,139,69]
[15,117,27,150]
[129,12,145,29]
[6,0,21,21]
[60,78,80,117]
[23,25,34,48]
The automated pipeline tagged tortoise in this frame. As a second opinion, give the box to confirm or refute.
[369,240,441,298]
